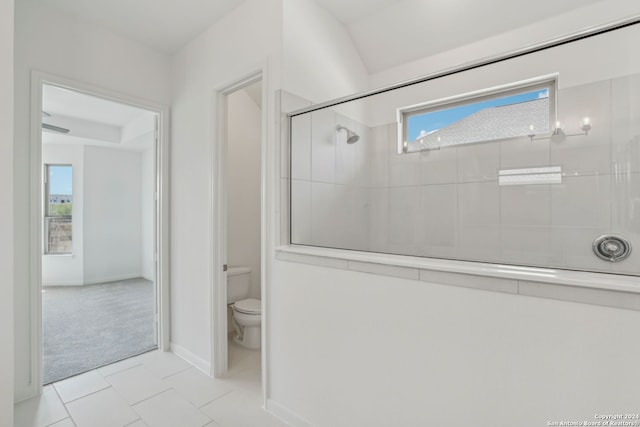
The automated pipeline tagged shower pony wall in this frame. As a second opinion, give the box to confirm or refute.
[288,22,640,278]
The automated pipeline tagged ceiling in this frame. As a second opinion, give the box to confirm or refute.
[42,84,156,150]
[43,85,150,127]
[35,0,246,54]
[33,0,607,72]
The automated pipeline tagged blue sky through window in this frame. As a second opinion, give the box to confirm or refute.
[49,165,72,195]
[407,88,549,141]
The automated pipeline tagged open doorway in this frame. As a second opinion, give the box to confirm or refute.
[40,83,160,384]
[224,80,263,377]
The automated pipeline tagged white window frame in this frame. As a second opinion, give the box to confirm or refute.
[396,73,558,154]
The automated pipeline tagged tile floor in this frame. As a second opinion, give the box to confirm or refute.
[14,341,289,427]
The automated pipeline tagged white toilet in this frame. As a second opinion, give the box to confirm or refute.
[227,266,262,350]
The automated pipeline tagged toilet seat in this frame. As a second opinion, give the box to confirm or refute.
[233,298,261,315]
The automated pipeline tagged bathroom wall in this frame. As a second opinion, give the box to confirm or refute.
[269,2,640,426]
[290,108,371,251]
[227,87,262,300]
[14,0,171,400]
[291,23,640,276]
[170,0,282,371]
[0,0,14,422]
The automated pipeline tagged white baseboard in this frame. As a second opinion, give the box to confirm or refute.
[83,274,142,285]
[266,399,314,427]
[43,273,144,287]
[170,342,211,376]
[42,280,84,287]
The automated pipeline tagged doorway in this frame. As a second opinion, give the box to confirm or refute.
[32,75,170,388]
[212,72,265,384]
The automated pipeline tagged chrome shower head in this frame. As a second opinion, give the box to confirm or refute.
[336,124,360,144]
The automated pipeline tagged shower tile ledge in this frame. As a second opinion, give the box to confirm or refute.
[275,245,640,295]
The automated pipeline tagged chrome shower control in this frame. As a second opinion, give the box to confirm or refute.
[592,234,631,262]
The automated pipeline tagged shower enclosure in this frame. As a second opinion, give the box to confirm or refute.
[287,20,640,278]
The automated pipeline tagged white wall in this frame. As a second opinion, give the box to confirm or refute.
[282,0,368,103]
[14,0,170,400]
[83,146,143,284]
[141,146,155,281]
[42,144,85,285]
[1,0,14,423]
[227,88,262,299]
[170,0,282,371]
[268,2,640,426]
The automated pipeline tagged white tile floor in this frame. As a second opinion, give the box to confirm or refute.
[14,341,289,427]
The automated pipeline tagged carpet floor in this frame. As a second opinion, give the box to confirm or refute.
[42,278,157,385]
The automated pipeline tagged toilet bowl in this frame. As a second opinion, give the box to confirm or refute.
[231,298,261,349]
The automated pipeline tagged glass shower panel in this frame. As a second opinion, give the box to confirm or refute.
[289,22,640,276]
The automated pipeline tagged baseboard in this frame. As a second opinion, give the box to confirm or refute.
[42,280,84,287]
[170,342,211,376]
[83,274,142,285]
[266,399,314,427]
[44,273,144,287]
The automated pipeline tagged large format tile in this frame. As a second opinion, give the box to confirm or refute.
[48,419,76,427]
[290,113,312,180]
[54,370,111,403]
[500,136,550,170]
[552,80,612,177]
[369,124,390,188]
[137,350,192,379]
[66,387,139,427]
[105,365,171,405]
[290,179,311,245]
[457,142,499,183]
[201,390,287,427]
[421,184,457,258]
[133,389,211,427]
[388,186,421,256]
[14,386,68,427]
[311,108,336,183]
[335,113,357,185]
[550,175,611,228]
[420,146,458,185]
[611,172,640,275]
[369,188,389,252]
[164,368,232,408]
[611,73,640,174]
[457,181,500,261]
[98,354,144,378]
[501,184,550,227]
[389,122,420,187]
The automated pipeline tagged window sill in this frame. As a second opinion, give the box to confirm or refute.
[274,245,640,311]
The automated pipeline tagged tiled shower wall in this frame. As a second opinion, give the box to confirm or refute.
[290,107,371,251]
[289,73,640,276]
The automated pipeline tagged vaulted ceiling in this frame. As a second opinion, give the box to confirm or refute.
[32,0,608,73]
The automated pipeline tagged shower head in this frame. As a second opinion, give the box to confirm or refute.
[336,125,360,144]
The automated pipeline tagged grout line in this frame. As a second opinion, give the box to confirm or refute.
[61,384,112,405]
[130,387,174,407]
[197,389,235,409]
[49,383,73,422]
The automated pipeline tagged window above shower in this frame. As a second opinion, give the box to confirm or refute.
[287,21,640,277]
[397,75,557,154]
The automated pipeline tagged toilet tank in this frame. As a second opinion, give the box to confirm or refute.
[227,266,251,304]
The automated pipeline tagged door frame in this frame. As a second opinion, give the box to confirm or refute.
[210,66,268,391]
[29,71,171,395]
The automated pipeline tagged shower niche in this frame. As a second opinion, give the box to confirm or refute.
[288,21,640,277]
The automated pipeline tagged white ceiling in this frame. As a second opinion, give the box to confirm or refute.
[36,0,245,54]
[43,85,150,127]
[34,0,607,72]
[42,84,156,150]
[318,0,608,73]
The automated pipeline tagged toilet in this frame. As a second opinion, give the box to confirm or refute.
[227,266,261,349]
